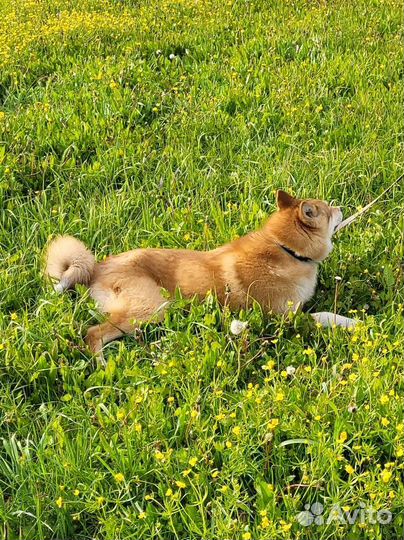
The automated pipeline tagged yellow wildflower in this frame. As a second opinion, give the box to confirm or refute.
[337,431,348,444]
[345,464,354,475]
[262,360,275,370]
[381,469,392,483]
[114,473,125,483]
[262,516,270,528]
[267,418,279,430]
[341,363,352,372]
[280,521,292,532]
[175,480,186,489]
[56,496,63,508]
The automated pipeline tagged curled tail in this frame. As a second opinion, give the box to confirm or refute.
[45,236,95,292]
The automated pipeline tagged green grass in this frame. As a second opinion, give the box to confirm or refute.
[0,0,403,538]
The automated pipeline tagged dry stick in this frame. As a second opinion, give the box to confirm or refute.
[334,173,403,233]
[311,174,402,328]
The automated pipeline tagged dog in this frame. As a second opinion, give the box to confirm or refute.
[45,190,343,355]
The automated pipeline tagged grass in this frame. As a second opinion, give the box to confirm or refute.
[0,0,403,538]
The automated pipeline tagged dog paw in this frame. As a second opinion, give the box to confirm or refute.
[311,312,358,328]
[54,282,65,293]
[85,329,102,355]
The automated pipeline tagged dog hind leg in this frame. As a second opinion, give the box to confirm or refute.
[85,313,135,355]
[86,277,169,356]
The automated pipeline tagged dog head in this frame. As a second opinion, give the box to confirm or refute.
[273,190,343,261]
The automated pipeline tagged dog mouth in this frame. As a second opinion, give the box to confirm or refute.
[334,209,343,228]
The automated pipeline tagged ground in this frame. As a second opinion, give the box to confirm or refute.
[0,0,403,539]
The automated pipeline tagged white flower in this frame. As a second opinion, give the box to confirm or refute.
[169,53,176,60]
[230,319,248,335]
[286,365,296,376]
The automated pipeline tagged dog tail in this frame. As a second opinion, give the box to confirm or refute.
[45,235,95,292]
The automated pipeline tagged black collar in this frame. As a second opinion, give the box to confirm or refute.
[279,244,314,263]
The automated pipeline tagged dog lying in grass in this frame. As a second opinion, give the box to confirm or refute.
[45,190,344,355]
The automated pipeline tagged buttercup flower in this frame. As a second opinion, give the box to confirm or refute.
[381,469,392,483]
[175,480,186,489]
[114,472,125,483]
[262,360,275,370]
[337,431,348,444]
[267,418,279,430]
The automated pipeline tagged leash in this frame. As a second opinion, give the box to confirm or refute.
[334,173,403,233]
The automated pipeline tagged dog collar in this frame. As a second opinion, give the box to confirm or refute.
[279,244,314,263]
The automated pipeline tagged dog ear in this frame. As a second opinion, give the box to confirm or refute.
[276,190,296,210]
[299,201,318,221]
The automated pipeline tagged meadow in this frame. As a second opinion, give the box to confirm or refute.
[0,0,403,538]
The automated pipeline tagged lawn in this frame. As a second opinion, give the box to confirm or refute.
[0,0,403,538]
